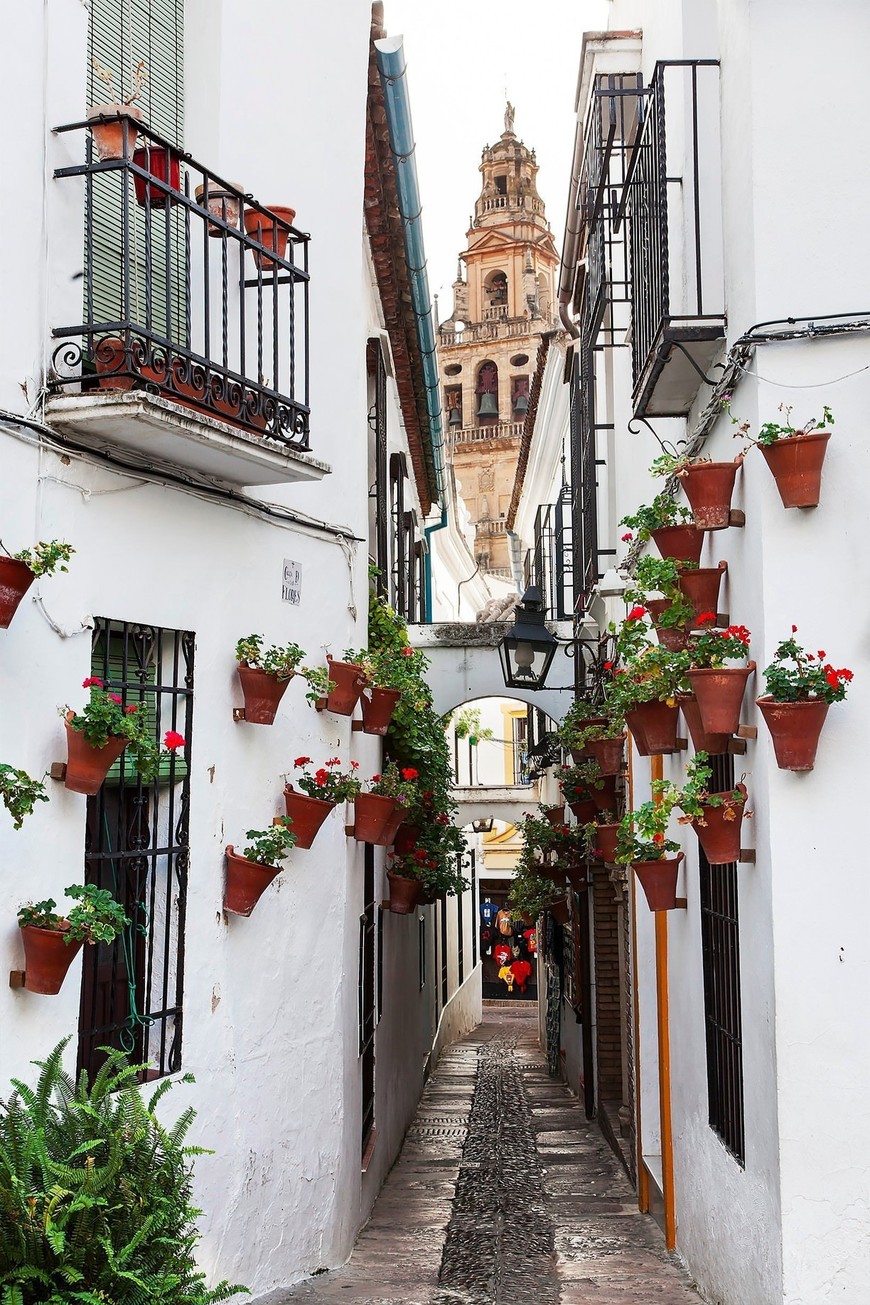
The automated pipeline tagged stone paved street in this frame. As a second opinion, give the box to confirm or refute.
[269,1009,703,1304]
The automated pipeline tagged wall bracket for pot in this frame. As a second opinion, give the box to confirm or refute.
[9,970,26,989]
[738,849,756,863]
[727,737,748,755]
[729,510,746,527]
[314,697,328,713]
[49,762,67,781]
[737,724,758,740]
[675,737,688,750]
[232,707,247,721]
[351,720,364,732]
[345,824,354,836]
[673,898,688,910]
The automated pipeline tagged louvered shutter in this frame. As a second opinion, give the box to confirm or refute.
[86,0,185,339]
[92,645,188,787]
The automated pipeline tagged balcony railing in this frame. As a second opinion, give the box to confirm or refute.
[438,317,530,347]
[453,421,524,443]
[50,118,310,449]
[527,490,574,621]
[477,516,507,538]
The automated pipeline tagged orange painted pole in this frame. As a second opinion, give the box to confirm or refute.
[627,736,649,1212]
[650,753,677,1250]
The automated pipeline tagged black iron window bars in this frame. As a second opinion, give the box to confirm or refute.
[51,117,310,448]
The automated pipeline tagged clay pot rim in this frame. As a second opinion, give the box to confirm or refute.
[237,661,295,680]
[688,660,756,676]
[760,430,832,447]
[87,103,144,122]
[282,782,335,806]
[631,851,685,869]
[244,206,297,229]
[677,455,744,474]
[755,694,828,707]
[19,920,73,937]
[225,844,283,871]
[195,181,244,200]
[0,555,35,578]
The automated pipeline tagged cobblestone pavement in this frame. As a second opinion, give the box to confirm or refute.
[270,1008,702,1304]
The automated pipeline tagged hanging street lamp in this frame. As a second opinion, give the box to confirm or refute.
[497,586,558,690]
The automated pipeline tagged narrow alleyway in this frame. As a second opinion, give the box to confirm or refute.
[271,1009,703,1304]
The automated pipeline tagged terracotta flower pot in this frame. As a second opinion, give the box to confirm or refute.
[132,145,181,208]
[690,785,748,865]
[353,792,397,845]
[0,556,36,628]
[381,802,409,848]
[594,823,620,864]
[677,458,743,530]
[195,181,243,235]
[543,805,566,826]
[568,798,598,824]
[224,846,281,916]
[650,523,705,565]
[360,686,402,736]
[64,720,128,795]
[20,925,83,995]
[633,853,684,912]
[87,104,142,160]
[244,206,296,270]
[590,775,618,813]
[387,871,421,914]
[325,656,368,716]
[92,336,137,390]
[679,562,727,624]
[283,785,334,849]
[237,665,291,725]
[756,696,830,771]
[687,663,755,737]
[625,700,679,756]
[760,432,831,509]
[549,896,570,925]
[587,734,625,776]
[677,693,731,754]
[563,864,587,890]
[393,823,421,855]
[646,598,689,651]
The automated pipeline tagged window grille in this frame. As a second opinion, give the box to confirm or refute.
[418,913,426,990]
[699,753,745,1164]
[368,340,389,596]
[456,858,465,986]
[440,898,449,1009]
[469,850,477,968]
[78,619,193,1080]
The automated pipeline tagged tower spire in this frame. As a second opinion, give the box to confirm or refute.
[504,100,515,135]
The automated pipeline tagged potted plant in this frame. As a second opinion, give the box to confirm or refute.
[672,751,749,865]
[620,495,705,564]
[0,764,49,829]
[224,817,297,916]
[756,628,853,770]
[354,762,418,845]
[591,813,621,865]
[385,849,425,914]
[195,178,244,235]
[61,677,185,795]
[557,698,609,761]
[0,540,74,628]
[355,645,417,735]
[284,755,360,847]
[558,760,616,821]
[452,704,494,747]
[300,663,335,707]
[652,449,744,531]
[235,633,305,725]
[609,641,689,756]
[88,58,147,161]
[678,560,728,626]
[733,401,833,509]
[318,652,369,716]
[625,559,694,651]
[616,796,683,912]
[17,885,129,994]
[685,619,754,737]
[244,205,297,270]
[677,690,732,755]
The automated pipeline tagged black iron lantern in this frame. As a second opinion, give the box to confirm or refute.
[471,817,494,834]
[497,586,558,690]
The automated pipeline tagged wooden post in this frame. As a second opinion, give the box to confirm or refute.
[627,738,650,1212]
[651,753,677,1251]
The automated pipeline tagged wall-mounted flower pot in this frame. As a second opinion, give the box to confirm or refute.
[679,561,727,624]
[353,793,397,845]
[64,720,128,795]
[625,700,679,756]
[324,656,368,716]
[0,556,36,628]
[562,864,586,890]
[646,599,689,651]
[590,775,618,813]
[549,896,570,926]
[19,925,83,994]
[283,785,334,849]
[92,336,137,390]
[633,853,683,911]
[386,871,421,915]
[244,206,296,270]
[393,823,421,856]
[690,785,748,865]
[87,104,142,160]
[650,523,705,565]
[677,692,731,754]
[756,696,829,771]
[677,458,743,530]
[543,805,566,826]
[224,846,281,916]
[361,687,401,736]
[236,666,291,725]
[381,803,409,848]
[594,823,620,864]
[132,145,182,208]
[760,432,831,509]
[687,663,755,737]
[568,798,598,824]
[195,181,243,235]
[586,735,625,776]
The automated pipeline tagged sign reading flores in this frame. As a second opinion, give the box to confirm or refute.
[282,559,302,605]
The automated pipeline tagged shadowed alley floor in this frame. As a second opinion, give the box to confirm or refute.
[270,1009,703,1304]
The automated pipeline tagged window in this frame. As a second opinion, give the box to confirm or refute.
[368,339,388,596]
[699,754,745,1164]
[512,715,529,785]
[78,619,193,1081]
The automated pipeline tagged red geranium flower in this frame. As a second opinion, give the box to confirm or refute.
[401,767,418,781]
[627,605,647,622]
[401,647,414,657]
[164,730,185,751]
[371,774,381,784]
[326,757,341,767]
[124,704,138,715]
[652,832,664,844]
[350,760,360,769]
[294,756,312,767]
[603,660,613,670]
[818,650,826,659]
[108,693,122,705]
[792,624,798,633]
[315,769,329,785]
[621,532,632,542]
[82,676,103,688]
[826,671,839,688]
[697,612,717,625]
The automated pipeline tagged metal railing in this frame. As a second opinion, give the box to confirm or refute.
[51,118,310,448]
[528,489,574,621]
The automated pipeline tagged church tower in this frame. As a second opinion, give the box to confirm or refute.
[438,105,559,580]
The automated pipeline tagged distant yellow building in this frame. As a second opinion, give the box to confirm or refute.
[438,105,559,580]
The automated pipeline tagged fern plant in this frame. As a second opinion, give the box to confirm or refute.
[0,1040,248,1303]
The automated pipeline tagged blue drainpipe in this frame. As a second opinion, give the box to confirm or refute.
[375,35,446,619]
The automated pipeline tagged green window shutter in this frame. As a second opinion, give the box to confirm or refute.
[86,0,185,339]
[91,646,188,787]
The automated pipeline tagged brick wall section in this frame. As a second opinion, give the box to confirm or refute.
[591,864,637,1186]
[620,875,637,1185]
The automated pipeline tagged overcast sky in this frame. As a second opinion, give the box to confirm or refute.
[383,0,611,319]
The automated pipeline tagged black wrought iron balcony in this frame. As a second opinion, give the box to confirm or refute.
[621,61,725,417]
[47,117,321,486]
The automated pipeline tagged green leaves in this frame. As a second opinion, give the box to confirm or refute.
[234,634,305,680]
[0,764,49,830]
[619,495,693,538]
[241,815,297,867]
[11,540,75,579]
